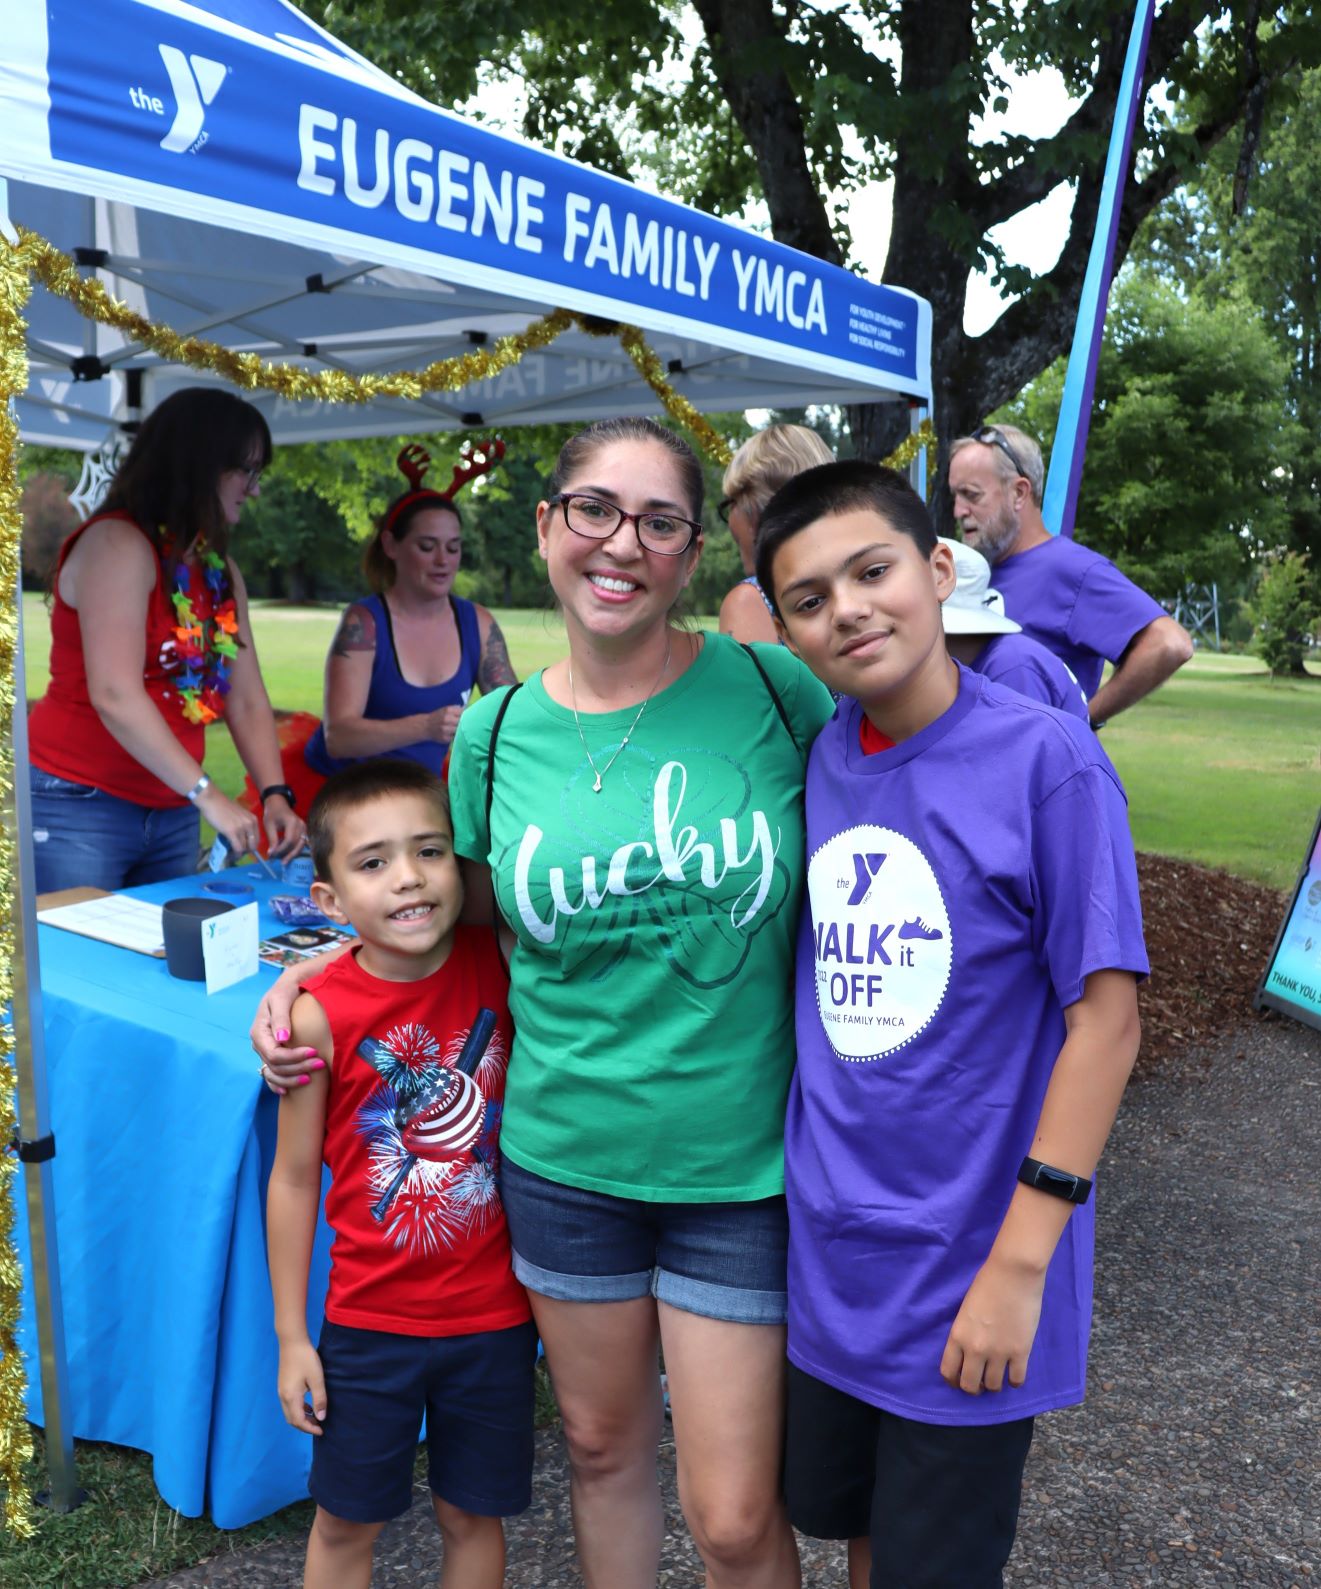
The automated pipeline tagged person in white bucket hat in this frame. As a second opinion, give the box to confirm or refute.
[940,538,1090,721]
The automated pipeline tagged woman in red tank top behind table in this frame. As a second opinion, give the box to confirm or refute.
[27,387,307,893]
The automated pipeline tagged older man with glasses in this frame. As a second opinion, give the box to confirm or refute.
[947,425,1192,727]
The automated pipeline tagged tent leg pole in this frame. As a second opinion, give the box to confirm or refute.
[7,590,82,1513]
[908,401,927,503]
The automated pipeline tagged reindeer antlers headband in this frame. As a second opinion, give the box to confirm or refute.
[385,438,506,533]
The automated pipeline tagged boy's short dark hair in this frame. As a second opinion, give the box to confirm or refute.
[308,759,451,881]
[755,460,938,613]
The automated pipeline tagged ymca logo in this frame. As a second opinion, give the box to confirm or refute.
[155,45,227,153]
[809,825,952,1062]
[847,852,886,907]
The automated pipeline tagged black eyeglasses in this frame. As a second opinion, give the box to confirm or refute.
[972,426,1028,481]
[717,496,736,524]
[550,493,701,556]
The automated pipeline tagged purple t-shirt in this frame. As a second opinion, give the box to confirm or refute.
[991,536,1166,699]
[786,669,1148,1425]
[974,632,1089,721]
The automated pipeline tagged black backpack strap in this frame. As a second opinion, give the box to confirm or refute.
[484,683,523,838]
[741,643,802,761]
[483,683,522,974]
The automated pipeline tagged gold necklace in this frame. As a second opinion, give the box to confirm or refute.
[568,636,672,793]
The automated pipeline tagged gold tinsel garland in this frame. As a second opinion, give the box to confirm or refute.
[881,418,938,482]
[613,326,734,466]
[0,238,37,1541]
[19,229,576,404]
[13,228,935,478]
[15,231,736,461]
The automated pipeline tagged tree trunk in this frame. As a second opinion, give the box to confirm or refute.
[844,402,912,466]
[877,0,983,530]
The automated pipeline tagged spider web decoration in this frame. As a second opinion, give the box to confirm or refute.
[68,431,128,519]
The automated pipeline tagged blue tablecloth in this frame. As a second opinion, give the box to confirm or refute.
[16,873,333,1527]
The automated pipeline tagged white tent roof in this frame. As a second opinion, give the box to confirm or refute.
[1,0,932,448]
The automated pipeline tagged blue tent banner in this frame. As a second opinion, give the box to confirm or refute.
[35,0,925,393]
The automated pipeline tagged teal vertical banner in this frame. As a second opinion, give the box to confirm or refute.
[1042,0,1155,537]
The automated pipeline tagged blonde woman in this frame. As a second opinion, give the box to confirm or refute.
[717,423,833,644]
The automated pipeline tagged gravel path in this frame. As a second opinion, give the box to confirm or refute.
[146,1015,1319,1588]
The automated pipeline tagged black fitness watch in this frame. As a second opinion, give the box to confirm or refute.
[1017,1157,1093,1205]
[260,783,297,810]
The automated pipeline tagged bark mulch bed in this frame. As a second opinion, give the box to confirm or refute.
[1134,851,1286,1073]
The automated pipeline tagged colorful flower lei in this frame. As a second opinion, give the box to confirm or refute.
[165,536,239,725]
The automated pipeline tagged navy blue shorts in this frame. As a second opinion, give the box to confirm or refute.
[784,1362,1035,1587]
[500,1157,789,1325]
[309,1319,538,1524]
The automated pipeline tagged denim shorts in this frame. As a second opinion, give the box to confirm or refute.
[28,768,199,894]
[500,1157,789,1326]
[310,1319,538,1524]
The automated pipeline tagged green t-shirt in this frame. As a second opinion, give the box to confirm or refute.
[449,632,836,1201]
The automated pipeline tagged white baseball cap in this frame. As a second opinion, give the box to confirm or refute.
[939,536,1021,636]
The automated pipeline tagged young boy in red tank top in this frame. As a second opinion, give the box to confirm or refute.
[267,760,534,1589]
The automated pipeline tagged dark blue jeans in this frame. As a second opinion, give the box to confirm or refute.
[29,768,200,893]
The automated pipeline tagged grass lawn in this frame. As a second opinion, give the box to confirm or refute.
[21,596,1318,888]
[1101,652,1319,890]
[0,1441,313,1589]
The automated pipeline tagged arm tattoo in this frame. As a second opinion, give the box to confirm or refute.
[478,620,518,691]
[331,604,376,658]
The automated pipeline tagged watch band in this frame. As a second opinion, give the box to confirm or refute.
[260,783,297,809]
[1017,1157,1093,1205]
[184,774,211,804]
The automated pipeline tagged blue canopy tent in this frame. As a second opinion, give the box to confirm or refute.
[1,0,935,1528]
[4,0,931,446]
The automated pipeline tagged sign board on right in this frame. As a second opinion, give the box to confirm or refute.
[1255,807,1321,1033]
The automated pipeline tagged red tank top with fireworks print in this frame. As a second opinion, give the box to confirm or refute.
[305,927,530,1336]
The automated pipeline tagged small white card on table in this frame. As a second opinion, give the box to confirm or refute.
[202,903,259,995]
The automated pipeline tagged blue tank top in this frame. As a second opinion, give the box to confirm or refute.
[305,593,482,777]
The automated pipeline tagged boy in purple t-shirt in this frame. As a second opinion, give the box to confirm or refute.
[754,461,1148,1588]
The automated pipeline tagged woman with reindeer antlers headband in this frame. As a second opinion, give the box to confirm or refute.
[301,439,518,786]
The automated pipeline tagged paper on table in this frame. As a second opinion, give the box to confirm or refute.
[202,903,260,995]
[37,893,166,957]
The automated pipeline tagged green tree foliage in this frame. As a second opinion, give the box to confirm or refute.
[1136,65,1321,566]
[19,471,78,590]
[1248,550,1319,676]
[234,474,364,603]
[462,449,554,608]
[301,0,1321,500]
[274,436,410,542]
[998,270,1291,597]
[17,446,81,590]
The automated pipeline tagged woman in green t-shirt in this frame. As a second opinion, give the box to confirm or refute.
[258,417,834,1588]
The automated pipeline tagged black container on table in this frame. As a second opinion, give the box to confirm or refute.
[162,897,235,981]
